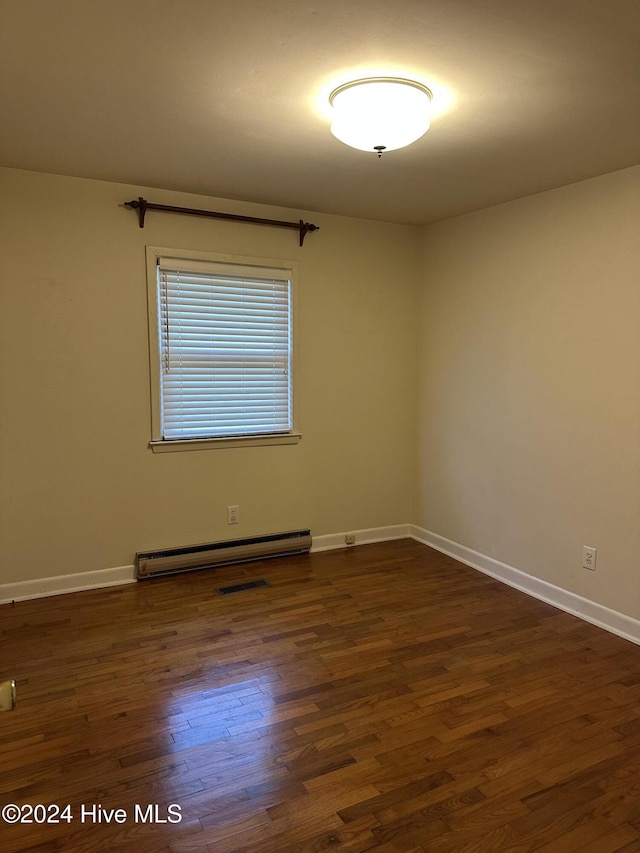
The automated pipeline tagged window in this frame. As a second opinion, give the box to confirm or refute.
[146,248,300,451]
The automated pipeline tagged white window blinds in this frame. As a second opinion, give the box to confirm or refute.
[157,257,292,440]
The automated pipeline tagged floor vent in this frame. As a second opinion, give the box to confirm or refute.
[136,529,311,579]
[217,579,270,595]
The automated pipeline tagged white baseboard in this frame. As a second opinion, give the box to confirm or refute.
[3,525,640,651]
[0,565,136,605]
[0,525,410,604]
[311,524,411,552]
[411,525,640,647]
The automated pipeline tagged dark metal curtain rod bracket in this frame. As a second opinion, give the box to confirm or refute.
[124,197,319,246]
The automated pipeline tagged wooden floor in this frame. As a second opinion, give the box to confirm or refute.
[3,541,640,853]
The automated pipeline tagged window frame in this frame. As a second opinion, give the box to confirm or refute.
[145,246,301,452]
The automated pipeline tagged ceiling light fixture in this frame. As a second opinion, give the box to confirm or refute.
[329,77,433,157]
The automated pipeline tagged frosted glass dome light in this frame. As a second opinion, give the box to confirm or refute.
[329,77,432,156]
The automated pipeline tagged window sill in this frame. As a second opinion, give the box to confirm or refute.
[149,433,302,452]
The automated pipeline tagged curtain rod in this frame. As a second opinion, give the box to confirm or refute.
[124,197,319,246]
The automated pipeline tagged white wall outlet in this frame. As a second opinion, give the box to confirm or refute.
[345,533,356,545]
[227,505,240,525]
[582,545,597,571]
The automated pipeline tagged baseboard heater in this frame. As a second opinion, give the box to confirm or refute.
[136,529,312,579]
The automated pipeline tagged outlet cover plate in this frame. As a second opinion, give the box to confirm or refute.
[582,545,597,571]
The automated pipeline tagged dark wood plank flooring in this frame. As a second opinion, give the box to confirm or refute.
[3,539,640,852]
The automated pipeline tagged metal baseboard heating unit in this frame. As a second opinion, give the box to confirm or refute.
[136,529,312,579]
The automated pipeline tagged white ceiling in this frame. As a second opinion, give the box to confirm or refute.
[1,0,639,225]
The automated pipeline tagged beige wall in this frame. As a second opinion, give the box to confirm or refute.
[3,162,640,625]
[416,165,640,619]
[0,168,419,584]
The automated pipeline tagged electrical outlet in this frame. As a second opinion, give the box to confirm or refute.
[345,533,356,545]
[227,505,239,525]
[582,545,597,571]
